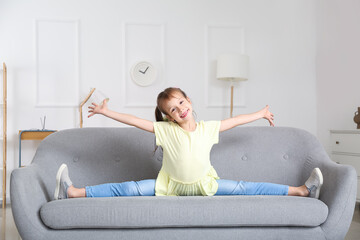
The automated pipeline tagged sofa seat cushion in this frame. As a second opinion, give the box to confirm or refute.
[40,196,328,229]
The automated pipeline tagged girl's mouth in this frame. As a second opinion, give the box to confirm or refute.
[180,109,189,118]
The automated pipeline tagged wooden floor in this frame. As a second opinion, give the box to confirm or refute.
[346,203,360,240]
[1,204,21,240]
[1,203,360,240]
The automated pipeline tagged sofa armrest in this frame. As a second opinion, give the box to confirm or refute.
[318,160,357,240]
[10,165,51,240]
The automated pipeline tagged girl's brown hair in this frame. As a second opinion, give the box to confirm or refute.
[153,87,190,153]
[155,87,188,122]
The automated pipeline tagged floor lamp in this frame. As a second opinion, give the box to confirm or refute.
[216,54,249,118]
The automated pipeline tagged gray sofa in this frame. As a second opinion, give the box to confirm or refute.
[11,126,357,240]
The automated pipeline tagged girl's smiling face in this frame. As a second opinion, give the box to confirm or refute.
[164,92,193,123]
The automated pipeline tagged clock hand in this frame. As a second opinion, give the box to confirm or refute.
[143,66,149,74]
[139,66,149,74]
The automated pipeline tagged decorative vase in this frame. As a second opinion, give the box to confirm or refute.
[354,107,360,129]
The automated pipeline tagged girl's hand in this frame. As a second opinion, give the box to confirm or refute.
[262,105,275,126]
[88,99,108,118]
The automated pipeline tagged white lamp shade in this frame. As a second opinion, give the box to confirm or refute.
[216,54,249,81]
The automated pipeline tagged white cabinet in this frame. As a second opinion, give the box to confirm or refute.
[330,130,360,202]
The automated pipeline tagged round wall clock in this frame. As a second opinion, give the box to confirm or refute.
[130,61,158,87]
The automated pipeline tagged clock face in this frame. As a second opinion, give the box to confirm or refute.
[130,61,157,87]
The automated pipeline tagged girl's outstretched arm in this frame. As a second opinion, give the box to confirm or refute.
[88,100,154,133]
[219,105,274,132]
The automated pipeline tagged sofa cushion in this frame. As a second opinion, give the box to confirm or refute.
[40,196,328,229]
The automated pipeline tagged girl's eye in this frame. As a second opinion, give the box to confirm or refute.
[180,101,184,104]
[171,109,175,113]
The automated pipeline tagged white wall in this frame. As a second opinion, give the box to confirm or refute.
[316,0,360,153]
[0,0,317,201]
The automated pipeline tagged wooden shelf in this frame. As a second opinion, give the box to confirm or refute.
[19,130,56,140]
[18,130,57,168]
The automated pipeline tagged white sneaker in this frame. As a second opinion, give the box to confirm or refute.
[54,164,73,200]
[305,168,324,199]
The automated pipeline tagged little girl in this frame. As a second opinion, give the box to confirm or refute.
[54,87,323,200]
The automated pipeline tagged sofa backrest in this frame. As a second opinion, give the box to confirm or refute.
[212,126,328,187]
[33,126,329,196]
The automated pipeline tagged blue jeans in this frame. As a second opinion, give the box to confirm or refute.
[85,179,289,197]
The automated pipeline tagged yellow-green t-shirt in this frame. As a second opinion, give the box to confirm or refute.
[153,120,221,196]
